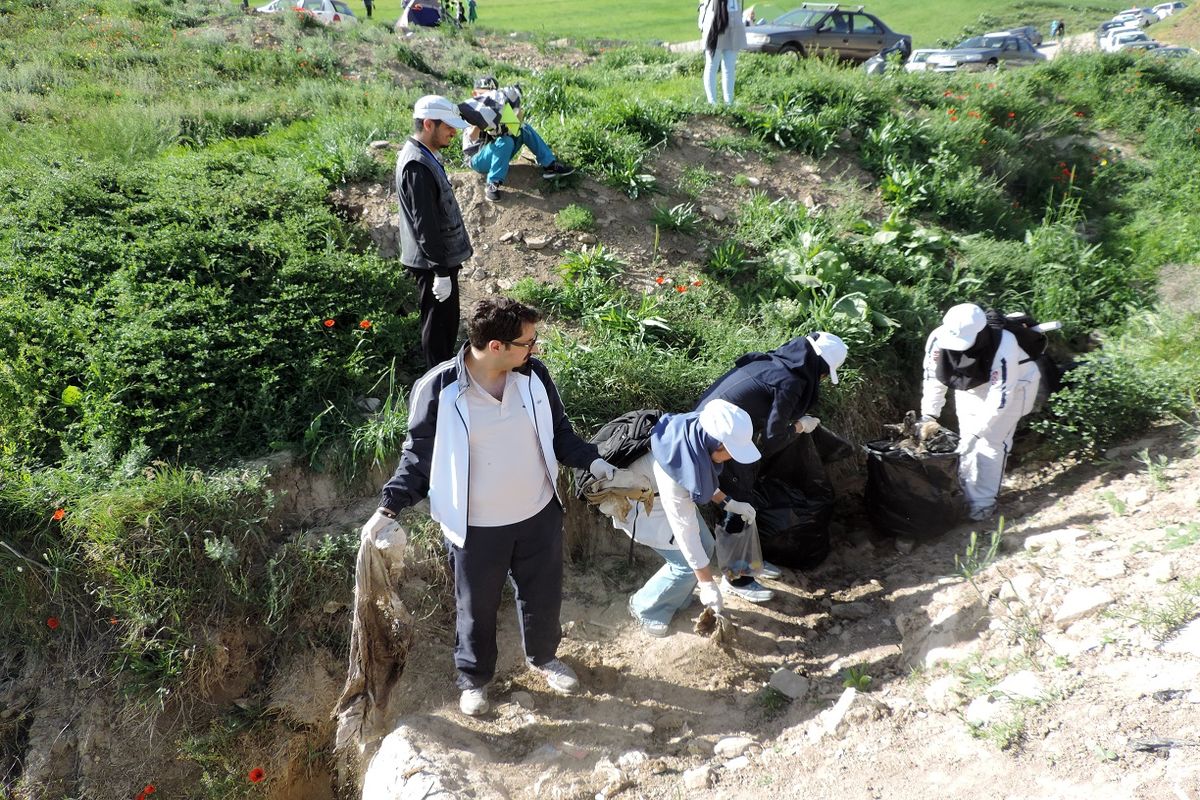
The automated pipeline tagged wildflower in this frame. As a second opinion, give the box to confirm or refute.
[967,110,980,119]
[323,319,335,328]
[987,82,997,89]
[1007,112,1016,119]
[47,617,60,630]
[358,320,371,329]
[143,786,156,795]
[943,90,954,97]
[675,286,687,293]
[1061,168,1071,177]
[136,794,145,800]
[692,280,703,287]
[248,767,266,783]
[110,617,118,625]
[52,508,65,522]
[949,116,958,122]
[654,276,666,285]
[1057,161,1066,168]
[1100,159,1108,166]
[948,107,957,115]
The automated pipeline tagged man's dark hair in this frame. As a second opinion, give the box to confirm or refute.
[413,118,428,134]
[467,297,540,349]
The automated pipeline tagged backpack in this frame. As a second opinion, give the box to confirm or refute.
[985,310,1058,362]
[573,409,663,498]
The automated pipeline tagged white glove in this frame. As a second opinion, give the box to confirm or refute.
[361,509,404,548]
[722,498,756,526]
[432,275,452,303]
[589,458,617,480]
[796,415,820,434]
[698,580,724,613]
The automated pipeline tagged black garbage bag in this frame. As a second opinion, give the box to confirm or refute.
[811,425,855,464]
[864,437,965,539]
[752,435,836,569]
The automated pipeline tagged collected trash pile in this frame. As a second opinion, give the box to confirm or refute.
[865,411,966,540]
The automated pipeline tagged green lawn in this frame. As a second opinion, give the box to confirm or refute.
[349,0,1131,47]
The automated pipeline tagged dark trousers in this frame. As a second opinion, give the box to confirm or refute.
[407,266,460,369]
[448,500,565,690]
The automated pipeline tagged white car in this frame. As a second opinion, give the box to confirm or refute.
[255,0,285,11]
[1153,1,1186,17]
[1100,24,1144,48]
[294,0,358,23]
[904,49,941,72]
[1105,29,1153,51]
[1117,39,1163,51]
[1112,9,1154,26]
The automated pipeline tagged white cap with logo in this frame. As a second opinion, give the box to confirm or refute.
[807,332,848,385]
[934,303,987,351]
[412,95,469,129]
[698,399,761,464]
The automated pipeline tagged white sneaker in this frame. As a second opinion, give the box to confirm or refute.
[531,658,580,695]
[968,505,998,522]
[459,686,489,716]
[629,598,671,638]
[756,561,783,580]
[720,576,775,603]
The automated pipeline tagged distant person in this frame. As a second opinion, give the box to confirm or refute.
[468,0,476,22]
[362,0,372,17]
[460,76,575,203]
[457,0,466,24]
[742,3,755,25]
[698,0,747,105]
[1049,19,1062,40]
[396,96,473,368]
[1056,19,1065,40]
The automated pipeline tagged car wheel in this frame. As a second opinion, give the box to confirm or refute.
[985,59,999,70]
[780,42,806,58]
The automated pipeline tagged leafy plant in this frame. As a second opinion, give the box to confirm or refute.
[555,203,596,233]
[650,202,701,233]
[956,519,1004,583]
[842,665,873,691]
[1134,448,1172,491]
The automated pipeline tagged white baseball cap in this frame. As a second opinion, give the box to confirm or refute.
[934,303,987,351]
[808,332,848,385]
[698,399,761,464]
[412,95,468,129]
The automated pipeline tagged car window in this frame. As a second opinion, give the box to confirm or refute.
[773,8,822,27]
[331,0,352,12]
[1017,38,1034,52]
[853,14,882,34]
[818,12,849,33]
[302,0,321,9]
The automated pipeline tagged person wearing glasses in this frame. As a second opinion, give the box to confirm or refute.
[396,95,474,369]
[361,297,618,717]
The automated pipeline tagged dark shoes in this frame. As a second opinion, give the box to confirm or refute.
[541,162,575,179]
[484,181,501,202]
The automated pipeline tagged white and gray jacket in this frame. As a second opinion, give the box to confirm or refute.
[698,0,748,51]
[380,347,599,547]
[920,329,1039,435]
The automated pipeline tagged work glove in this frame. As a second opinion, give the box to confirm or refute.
[361,509,405,550]
[589,458,618,481]
[432,275,453,303]
[918,414,939,425]
[795,415,820,434]
[698,579,724,613]
[722,498,756,526]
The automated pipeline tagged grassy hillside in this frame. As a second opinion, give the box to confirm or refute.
[359,0,1132,46]
[1155,4,1200,46]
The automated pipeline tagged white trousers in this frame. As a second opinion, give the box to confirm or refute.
[955,366,1039,515]
[703,48,737,104]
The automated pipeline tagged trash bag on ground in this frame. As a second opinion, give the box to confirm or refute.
[864,428,965,540]
[752,434,836,569]
[715,516,763,580]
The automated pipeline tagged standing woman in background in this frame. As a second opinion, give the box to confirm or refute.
[698,0,746,105]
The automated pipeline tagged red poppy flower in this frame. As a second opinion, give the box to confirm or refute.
[1061,168,1071,177]
[692,280,703,287]
[947,108,956,115]
[135,794,145,800]
[52,508,65,522]
[675,286,687,293]
[980,138,988,145]
[1074,111,1085,118]
[1007,112,1016,119]
[949,116,958,122]
[655,276,666,285]
[143,785,156,795]
[47,617,60,630]
[943,90,953,97]
[109,617,118,625]
[358,320,371,329]
[323,319,335,328]
[248,767,266,783]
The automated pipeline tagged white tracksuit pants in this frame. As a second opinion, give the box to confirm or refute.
[955,364,1039,515]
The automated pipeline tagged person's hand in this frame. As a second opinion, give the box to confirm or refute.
[698,579,724,612]
[589,458,617,480]
[361,509,403,546]
[722,498,756,526]
[432,275,452,303]
[795,415,820,434]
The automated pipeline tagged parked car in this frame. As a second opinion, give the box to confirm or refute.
[904,49,941,72]
[1112,10,1153,27]
[989,25,1043,46]
[1153,1,1187,17]
[1119,39,1163,51]
[255,0,285,12]
[742,3,912,62]
[926,34,1046,71]
[295,0,357,23]
[1148,44,1199,56]
[1095,19,1132,44]
[1100,24,1144,48]
[1104,29,1152,51]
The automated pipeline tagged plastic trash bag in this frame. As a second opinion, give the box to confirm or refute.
[751,435,836,569]
[716,516,763,580]
[864,436,966,539]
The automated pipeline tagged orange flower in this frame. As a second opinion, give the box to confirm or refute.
[1007,112,1016,119]
[1061,168,1071,177]
[949,116,958,122]
[51,508,65,522]
[980,138,988,145]
[109,617,118,625]
[323,319,335,328]
[143,785,156,795]
[136,794,145,800]
[47,617,60,630]
[948,108,957,115]
[675,286,687,293]
[358,320,371,329]
[1074,111,1085,118]
[248,767,266,783]
[655,276,666,285]
[692,280,703,287]
[943,90,953,97]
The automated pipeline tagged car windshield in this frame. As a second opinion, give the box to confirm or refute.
[956,36,1007,49]
[332,0,352,11]
[771,8,822,27]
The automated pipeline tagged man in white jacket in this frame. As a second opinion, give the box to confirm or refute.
[920,304,1040,521]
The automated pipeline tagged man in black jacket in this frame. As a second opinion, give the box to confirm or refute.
[396,95,474,368]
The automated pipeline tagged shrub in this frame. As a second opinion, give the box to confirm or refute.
[554,203,596,232]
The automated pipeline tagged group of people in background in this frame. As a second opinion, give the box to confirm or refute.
[368,32,1047,708]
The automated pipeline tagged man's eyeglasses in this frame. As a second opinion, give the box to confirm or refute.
[505,335,538,350]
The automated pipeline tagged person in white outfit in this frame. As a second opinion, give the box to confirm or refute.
[698,0,747,105]
[919,304,1040,521]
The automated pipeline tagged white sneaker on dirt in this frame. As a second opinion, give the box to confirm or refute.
[628,598,670,638]
[720,576,775,603]
[756,561,783,580]
[459,686,489,716]
[968,504,998,522]
[531,658,580,694]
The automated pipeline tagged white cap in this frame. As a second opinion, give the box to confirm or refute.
[412,95,468,128]
[934,303,987,351]
[808,332,848,385]
[698,399,761,464]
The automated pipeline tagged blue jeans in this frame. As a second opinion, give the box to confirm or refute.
[629,517,715,626]
[469,124,556,184]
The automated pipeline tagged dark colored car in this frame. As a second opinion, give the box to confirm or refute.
[743,3,912,63]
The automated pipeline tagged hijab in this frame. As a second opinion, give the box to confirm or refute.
[936,324,1000,391]
[650,410,723,503]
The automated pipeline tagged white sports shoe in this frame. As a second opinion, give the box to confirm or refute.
[720,576,775,603]
[757,561,784,580]
[459,686,490,716]
[531,658,580,695]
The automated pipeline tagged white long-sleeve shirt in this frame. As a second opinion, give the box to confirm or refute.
[920,329,1037,437]
[607,452,712,571]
